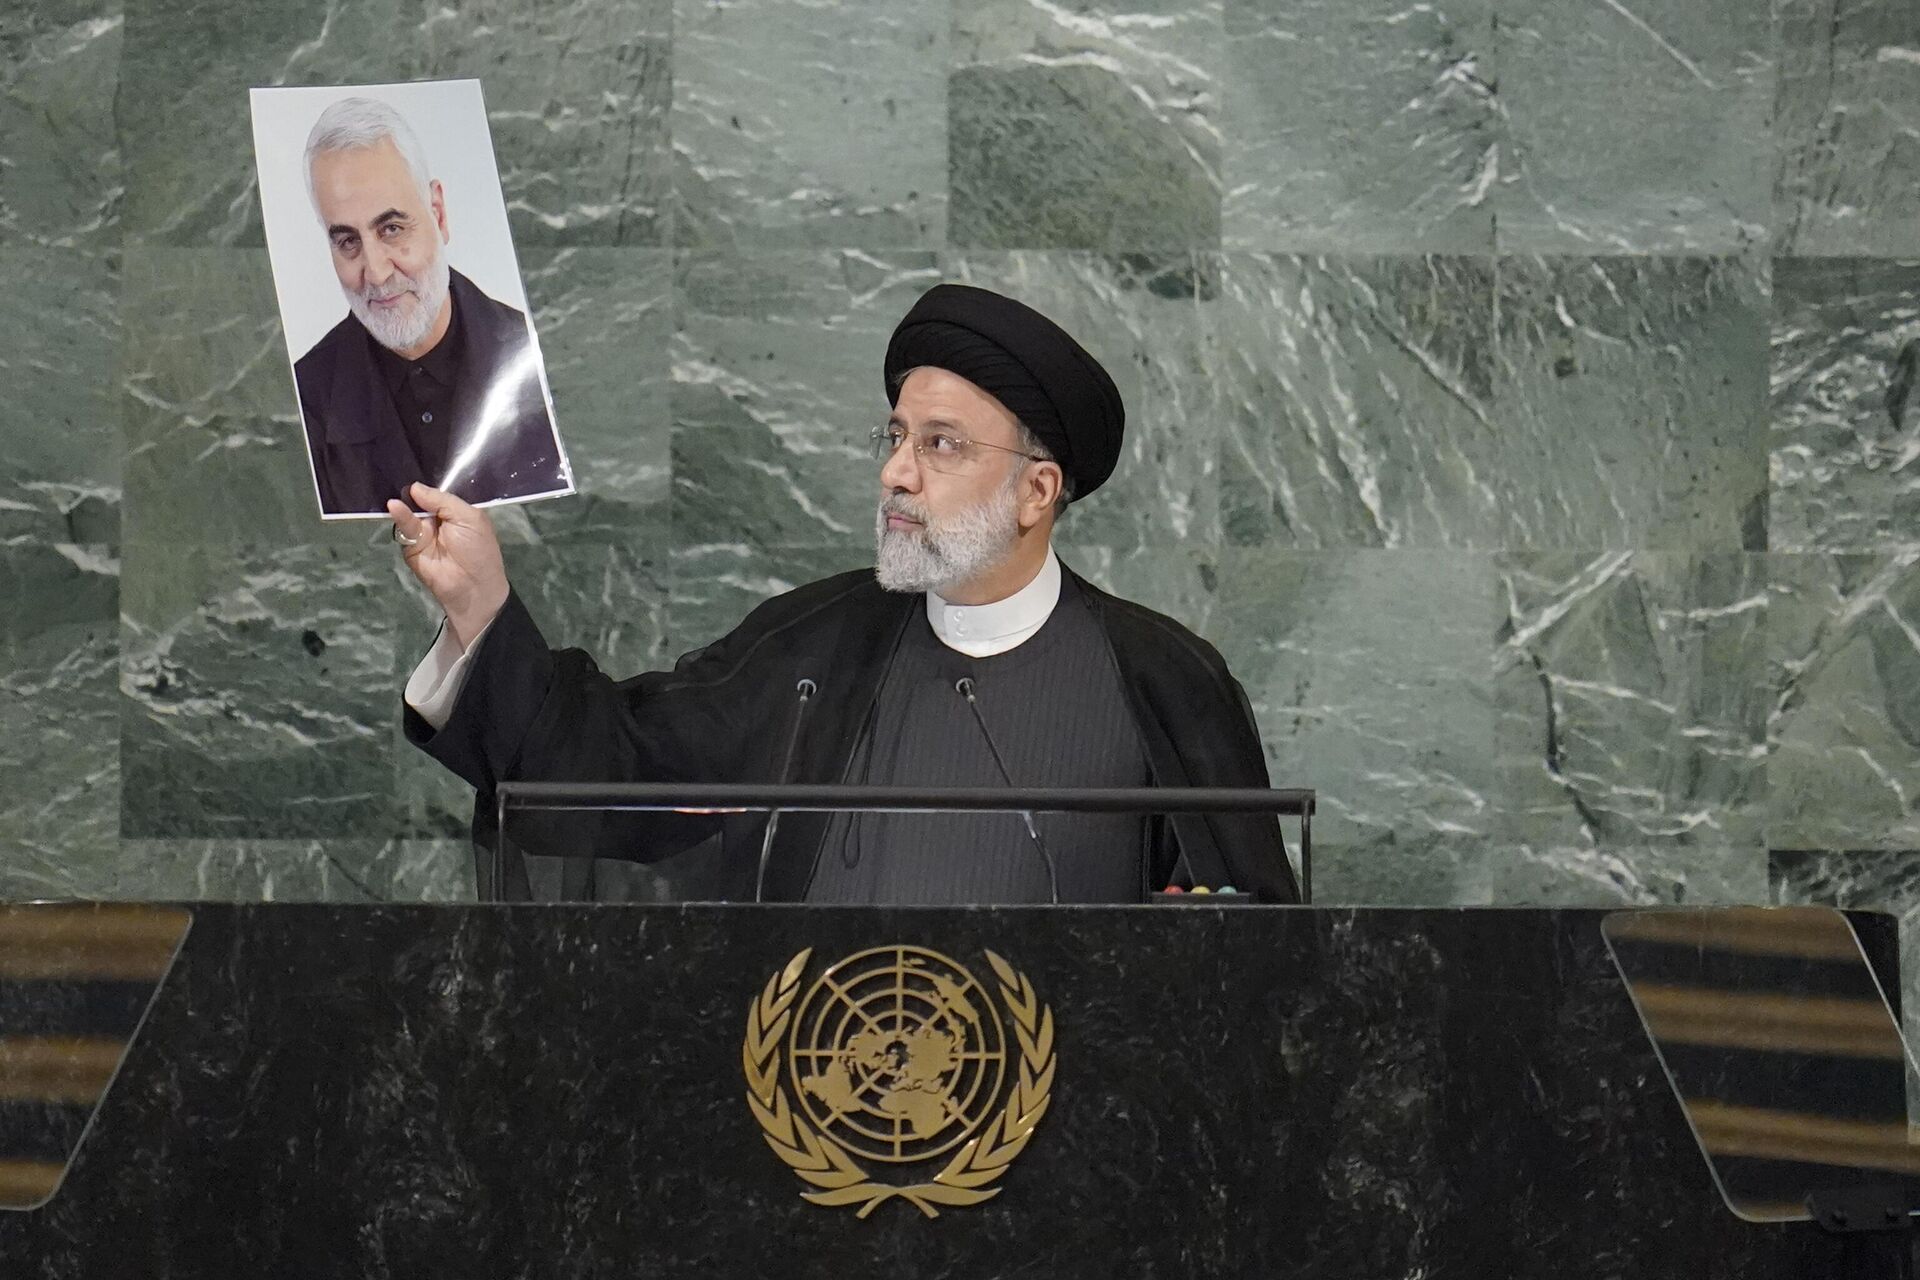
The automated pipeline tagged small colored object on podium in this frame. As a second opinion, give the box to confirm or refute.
[1149,885,1255,904]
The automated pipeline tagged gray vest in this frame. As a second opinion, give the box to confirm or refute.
[804,574,1151,904]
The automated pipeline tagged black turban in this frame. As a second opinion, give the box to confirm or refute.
[883,283,1125,502]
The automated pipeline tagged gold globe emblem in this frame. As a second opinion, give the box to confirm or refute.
[744,946,1056,1218]
[789,946,1006,1163]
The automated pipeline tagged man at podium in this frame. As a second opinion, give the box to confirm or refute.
[393,284,1298,905]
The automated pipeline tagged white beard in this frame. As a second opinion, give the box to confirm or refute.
[345,245,451,353]
[875,468,1023,594]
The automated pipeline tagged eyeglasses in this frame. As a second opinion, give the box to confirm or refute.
[867,424,1046,475]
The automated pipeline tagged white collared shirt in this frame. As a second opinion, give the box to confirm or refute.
[405,547,1064,729]
[925,548,1061,657]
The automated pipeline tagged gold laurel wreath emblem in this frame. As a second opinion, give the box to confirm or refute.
[742,947,1056,1219]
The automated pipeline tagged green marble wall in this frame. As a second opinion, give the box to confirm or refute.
[3,0,1919,940]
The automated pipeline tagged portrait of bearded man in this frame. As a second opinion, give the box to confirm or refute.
[290,95,569,517]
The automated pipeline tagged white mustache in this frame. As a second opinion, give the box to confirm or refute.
[358,276,418,303]
[880,495,928,524]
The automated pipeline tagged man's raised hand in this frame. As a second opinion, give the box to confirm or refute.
[387,483,509,651]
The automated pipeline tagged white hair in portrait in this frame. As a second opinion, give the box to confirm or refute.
[302,96,435,216]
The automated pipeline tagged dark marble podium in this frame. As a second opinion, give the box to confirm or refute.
[0,905,1878,1278]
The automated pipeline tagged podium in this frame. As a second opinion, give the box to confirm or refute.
[0,901,1901,1277]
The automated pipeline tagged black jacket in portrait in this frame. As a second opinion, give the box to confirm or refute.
[404,564,1301,904]
[294,268,568,515]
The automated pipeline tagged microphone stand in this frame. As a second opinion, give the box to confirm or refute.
[955,676,1060,905]
[753,678,816,903]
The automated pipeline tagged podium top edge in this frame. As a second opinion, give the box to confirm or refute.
[492,782,1317,815]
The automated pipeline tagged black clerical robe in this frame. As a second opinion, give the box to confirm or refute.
[405,564,1300,903]
[294,269,567,515]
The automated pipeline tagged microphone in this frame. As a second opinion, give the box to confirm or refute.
[754,677,817,903]
[954,676,1060,905]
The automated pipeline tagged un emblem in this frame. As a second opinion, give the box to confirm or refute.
[743,945,1056,1217]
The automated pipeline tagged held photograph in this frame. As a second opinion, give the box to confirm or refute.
[249,79,573,519]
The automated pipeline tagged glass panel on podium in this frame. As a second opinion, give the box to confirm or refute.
[489,782,1313,904]
[1604,906,1920,1223]
[0,904,191,1210]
